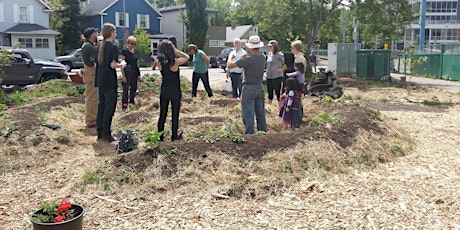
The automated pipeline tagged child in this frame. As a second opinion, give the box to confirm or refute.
[286,62,305,98]
[279,78,300,131]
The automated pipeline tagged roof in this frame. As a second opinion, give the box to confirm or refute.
[38,0,53,10]
[226,25,254,42]
[159,4,219,13]
[5,24,60,35]
[81,0,162,17]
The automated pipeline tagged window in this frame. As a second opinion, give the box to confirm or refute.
[18,38,32,48]
[137,14,149,29]
[36,38,49,48]
[209,40,219,47]
[115,12,129,28]
[19,6,28,23]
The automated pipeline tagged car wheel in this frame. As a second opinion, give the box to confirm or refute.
[63,62,72,72]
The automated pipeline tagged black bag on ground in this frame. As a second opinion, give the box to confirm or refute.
[115,130,138,153]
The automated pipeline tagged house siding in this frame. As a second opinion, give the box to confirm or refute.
[159,10,186,50]
[83,0,161,43]
[204,26,226,56]
[0,0,57,59]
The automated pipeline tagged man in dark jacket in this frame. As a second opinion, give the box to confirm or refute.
[81,27,99,128]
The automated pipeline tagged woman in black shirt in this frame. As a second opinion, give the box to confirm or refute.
[121,36,140,111]
[95,23,126,142]
[154,40,189,141]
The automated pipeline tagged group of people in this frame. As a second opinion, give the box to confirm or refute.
[81,23,310,142]
[226,36,310,132]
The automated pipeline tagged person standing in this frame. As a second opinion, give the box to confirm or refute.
[155,41,189,141]
[120,36,140,111]
[95,23,126,142]
[279,78,301,131]
[226,38,247,99]
[266,40,285,106]
[291,40,307,73]
[81,27,99,128]
[309,51,317,73]
[188,44,213,98]
[227,35,267,134]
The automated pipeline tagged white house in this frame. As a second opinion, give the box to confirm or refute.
[0,0,59,60]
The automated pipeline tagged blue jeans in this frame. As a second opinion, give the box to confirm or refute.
[241,84,267,134]
[229,72,242,98]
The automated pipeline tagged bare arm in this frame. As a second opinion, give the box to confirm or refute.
[170,48,190,72]
[227,60,238,69]
[202,53,210,66]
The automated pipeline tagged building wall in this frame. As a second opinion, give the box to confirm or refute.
[0,0,50,31]
[10,34,56,60]
[159,10,186,50]
[204,26,226,56]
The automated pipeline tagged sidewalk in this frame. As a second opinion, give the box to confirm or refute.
[390,73,460,93]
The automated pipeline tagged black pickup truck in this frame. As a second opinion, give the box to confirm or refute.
[1,49,68,86]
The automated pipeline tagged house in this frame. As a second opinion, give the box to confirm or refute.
[81,0,162,44]
[159,5,219,53]
[0,0,60,60]
[223,24,268,53]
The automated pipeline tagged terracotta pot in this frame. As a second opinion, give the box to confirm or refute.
[30,204,84,230]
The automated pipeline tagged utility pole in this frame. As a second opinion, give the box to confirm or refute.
[342,14,347,43]
[353,17,359,44]
[419,0,426,52]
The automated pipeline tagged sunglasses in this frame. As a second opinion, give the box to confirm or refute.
[130,42,137,45]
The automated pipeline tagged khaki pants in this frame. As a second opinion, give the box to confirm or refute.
[82,65,98,126]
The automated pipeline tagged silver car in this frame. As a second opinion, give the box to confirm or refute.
[53,48,83,71]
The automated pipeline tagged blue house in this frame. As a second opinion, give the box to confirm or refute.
[81,0,162,42]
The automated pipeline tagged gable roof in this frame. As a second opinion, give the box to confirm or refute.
[38,0,53,10]
[5,24,60,35]
[159,4,219,13]
[81,0,162,17]
[226,25,254,42]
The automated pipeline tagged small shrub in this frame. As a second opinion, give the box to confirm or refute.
[316,158,331,171]
[2,123,20,137]
[300,161,310,171]
[370,110,381,121]
[278,161,292,173]
[145,131,163,144]
[0,104,6,111]
[82,170,105,184]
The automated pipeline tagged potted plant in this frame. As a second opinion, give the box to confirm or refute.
[30,199,85,230]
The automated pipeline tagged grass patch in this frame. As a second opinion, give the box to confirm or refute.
[82,170,106,184]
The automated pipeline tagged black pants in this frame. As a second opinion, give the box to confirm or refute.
[96,88,117,137]
[266,77,283,101]
[122,70,138,107]
[192,71,213,97]
[229,72,242,98]
[158,91,181,140]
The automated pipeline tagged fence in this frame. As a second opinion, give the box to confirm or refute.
[395,44,460,81]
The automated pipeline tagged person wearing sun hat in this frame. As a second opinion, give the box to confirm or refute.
[81,27,99,128]
[227,35,267,134]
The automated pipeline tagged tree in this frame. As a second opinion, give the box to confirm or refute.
[133,26,151,60]
[50,0,84,55]
[184,0,208,49]
[149,0,183,8]
[207,0,234,26]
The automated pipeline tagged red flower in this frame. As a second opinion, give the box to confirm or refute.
[54,215,66,223]
[146,92,152,97]
[60,200,72,210]
[229,104,235,109]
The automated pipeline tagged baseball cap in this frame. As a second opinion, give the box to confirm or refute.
[83,27,98,39]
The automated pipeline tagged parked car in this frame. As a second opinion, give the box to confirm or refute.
[209,56,218,68]
[53,48,83,71]
[1,49,67,86]
[216,47,235,71]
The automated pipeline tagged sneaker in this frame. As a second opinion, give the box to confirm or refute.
[171,132,183,141]
[101,135,116,142]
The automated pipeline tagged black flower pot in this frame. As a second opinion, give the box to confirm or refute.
[30,204,85,230]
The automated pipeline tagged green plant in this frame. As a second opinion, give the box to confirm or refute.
[422,98,454,106]
[316,158,331,171]
[82,170,105,184]
[219,121,245,143]
[314,130,330,139]
[31,199,75,223]
[278,161,292,173]
[320,95,334,102]
[0,104,5,111]
[229,133,246,143]
[300,161,310,171]
[344,156,363,165]
[2,123,20,137]
[7,91,26,105]
[370,110,381,121]
[390,140,405,154]
[1,114,12,120]
[38,114,48,123]
[145,131,163,144]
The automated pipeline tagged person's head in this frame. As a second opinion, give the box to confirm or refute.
[245,35,264,52]
[311,51,315,55]
[126,36,137,49]
[233,38,242,50]
[294,62,305,73]
[285,78,299,92]
[83,27,99,43]
[291,40,303,54]
[98,23,116,65]
[168,35,177,48]
[268,40,280,54]
[188,44,198,54]
[158,40,176,67]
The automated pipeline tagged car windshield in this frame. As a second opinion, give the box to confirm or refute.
[69,49,80,56]
[220,48,234,56]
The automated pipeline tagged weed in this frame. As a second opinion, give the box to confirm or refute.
[370,110,382,121]
[103,182,111,191]
[2,123,20,137]
[0,104,5,111]
[390,140,405,154]
[422,98,454,106]
[378,98,388,103]
[314,130,330,139]
[355,95,363,100]
[1,114,12,120]
[55,135,70,145]
[7,91,26,105]
[320,95,334,102]
[229,134,246,143]
[331,116,345,125]
[82,170,105,184]
[220,121,245,143]
[278,161,292,173]
[344,156,363,165]
[300,161,310,171]
[316,158,332,171]
[309,118,324,126]
[38,114,48,123]
[145,131,163,144]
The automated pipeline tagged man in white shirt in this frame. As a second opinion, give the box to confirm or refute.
[226,38,247,98]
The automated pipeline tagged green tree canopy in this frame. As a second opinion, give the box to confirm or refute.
[133,26,151,60]
[184,0,208,49]
[49,0,84,55]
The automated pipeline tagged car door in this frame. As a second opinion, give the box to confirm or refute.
[73,49,83,68]
[2,52,37,85]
